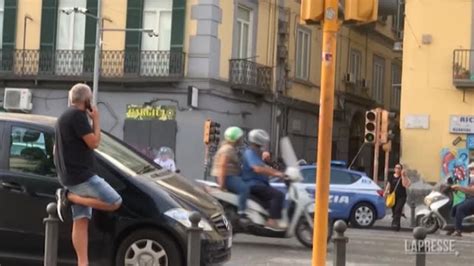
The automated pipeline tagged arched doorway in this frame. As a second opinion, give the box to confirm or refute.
[348,112,365,170]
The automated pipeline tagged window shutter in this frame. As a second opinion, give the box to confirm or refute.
[39,0,59,73]
[1,0,17,71]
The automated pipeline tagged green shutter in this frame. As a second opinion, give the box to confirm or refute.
[2,0,17,71]
[39,0,59,73]
[83,0,98,73]
[170,0,185,52]
[124,0,143,73]
[169,0,185,75]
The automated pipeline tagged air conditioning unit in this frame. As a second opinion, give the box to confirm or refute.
[3,88,33,112]
[278,20,288,35]
[278,45,288,59]
[344,73,356,84]
[359,78,369,88]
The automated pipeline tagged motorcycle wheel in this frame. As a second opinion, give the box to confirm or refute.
[418,215,439,234]
[295,217,331,248]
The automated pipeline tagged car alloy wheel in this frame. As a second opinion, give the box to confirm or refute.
[351,203,376,228]
[116,229,183,266]
[125,239,168,266]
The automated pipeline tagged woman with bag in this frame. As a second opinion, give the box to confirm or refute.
[384,163,411,231]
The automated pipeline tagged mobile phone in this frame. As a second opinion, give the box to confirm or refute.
[85,100,93,112]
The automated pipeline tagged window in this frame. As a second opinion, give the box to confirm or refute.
[391,63,402,109]
[301,168,361,185]
[95,133,162,177]
[236,6,252,59]
[141,0,173,76]
[0,0,4,46]
[296,28,310,80]
[9,127,56,177]
[331,170,360,185]
[372,55,385,103]
[349,49,362,79]
[56,0,87,75]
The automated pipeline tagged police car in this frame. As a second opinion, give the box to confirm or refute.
[273,164,386,228]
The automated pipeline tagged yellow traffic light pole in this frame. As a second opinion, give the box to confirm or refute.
[312,0,339,265]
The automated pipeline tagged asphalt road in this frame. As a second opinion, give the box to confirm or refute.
[226,228,474,266]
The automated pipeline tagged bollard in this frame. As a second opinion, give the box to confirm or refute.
[410,201,417,227]
[413,226,427,266]
[43,202,59,266]
[332,220,349,266]
[187,212,203,266]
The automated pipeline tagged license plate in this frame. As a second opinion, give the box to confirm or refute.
[227,235,232,248]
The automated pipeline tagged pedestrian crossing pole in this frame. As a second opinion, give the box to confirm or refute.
[301,1,379,265]
[301,0,340,265]
[311,1,339,265]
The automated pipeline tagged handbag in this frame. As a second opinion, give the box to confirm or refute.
[386,178,401,208]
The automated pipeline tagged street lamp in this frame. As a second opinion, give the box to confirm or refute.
[22,14,33,75]
[62,1,158,106]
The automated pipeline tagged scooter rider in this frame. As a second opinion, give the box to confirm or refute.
[211,127,250,220]
[450,162,474,237]
[242,129,286,231]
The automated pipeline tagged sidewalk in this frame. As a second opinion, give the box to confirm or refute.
[372,206,415,232]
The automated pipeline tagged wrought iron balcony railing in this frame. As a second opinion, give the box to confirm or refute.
[453,49,474,88]
[0,49,185,81]
[229,59,272,94]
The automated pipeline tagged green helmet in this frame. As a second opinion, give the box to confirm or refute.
[224,127,244,143]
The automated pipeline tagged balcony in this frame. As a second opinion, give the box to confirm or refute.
[229,59,272,95]
[0,49,185,82]
[453,49,474,88]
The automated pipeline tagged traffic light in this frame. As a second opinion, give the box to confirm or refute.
[344,0,378,23]
[203,119,221,145]
[364,110,378,144]
[379,110,396,143]
[300,0,324,24]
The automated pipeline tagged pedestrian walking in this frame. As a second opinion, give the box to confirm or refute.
[54,83,122,266]
[384,163,411,231]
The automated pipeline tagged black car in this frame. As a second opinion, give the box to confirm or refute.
[0,113,232,266]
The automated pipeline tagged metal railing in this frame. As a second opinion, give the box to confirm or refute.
[229,59,272,93]
[0,49,185,80]
[453,49,474,85]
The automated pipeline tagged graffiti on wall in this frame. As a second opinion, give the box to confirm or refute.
[440,148,469,205]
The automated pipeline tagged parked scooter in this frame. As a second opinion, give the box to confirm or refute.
[198,137,333,247]
[416,178,474,234]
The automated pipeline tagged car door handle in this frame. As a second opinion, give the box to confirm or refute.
[1,182,24,192]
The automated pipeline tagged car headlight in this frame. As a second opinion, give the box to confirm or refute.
[164,208,214,231]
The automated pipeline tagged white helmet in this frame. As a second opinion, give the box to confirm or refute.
[248,129,270,147]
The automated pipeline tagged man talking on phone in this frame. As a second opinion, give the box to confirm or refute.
[54,83,122,266]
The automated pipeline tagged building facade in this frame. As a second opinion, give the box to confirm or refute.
[401,0,474,183]
[0,0,402,179]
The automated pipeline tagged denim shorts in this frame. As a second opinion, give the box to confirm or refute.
[67,175,122,220]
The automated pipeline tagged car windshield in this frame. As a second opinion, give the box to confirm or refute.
[95,133,160,176]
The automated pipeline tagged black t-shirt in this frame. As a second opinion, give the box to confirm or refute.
[56,107,96,186]
[389,175,407,199]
